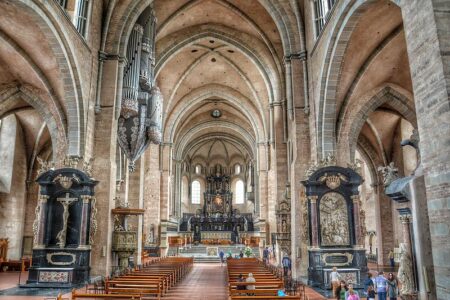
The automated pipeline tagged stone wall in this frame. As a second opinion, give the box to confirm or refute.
[0,116,27,260]
[400,0,450,297]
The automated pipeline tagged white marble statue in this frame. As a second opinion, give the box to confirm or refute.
[398,243,415,295]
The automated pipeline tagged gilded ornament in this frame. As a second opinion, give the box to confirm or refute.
[53,174,80,189]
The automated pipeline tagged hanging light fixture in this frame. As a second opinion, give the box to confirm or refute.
[118,7,162,171]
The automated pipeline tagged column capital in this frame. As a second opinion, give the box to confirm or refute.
[351,195,360,202]
[308,195,318,203]
[399,214,412,223]
[39,195,49,203]
[81,195,92,203]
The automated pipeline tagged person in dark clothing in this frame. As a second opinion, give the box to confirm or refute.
[363,273,374,298]
[219,250,225,266]
[236,274,246,291]
[282,255,291,277]
[263,247,269,264]
[239,250,244,258]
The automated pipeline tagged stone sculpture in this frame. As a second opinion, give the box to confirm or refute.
[398,243,414,295]
[378,162,399,187]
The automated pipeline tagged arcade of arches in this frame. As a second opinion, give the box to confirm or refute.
[0,0,449,299]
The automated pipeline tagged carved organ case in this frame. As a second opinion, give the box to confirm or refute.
[203,175,232,216]
[27,168,98,287]
[302,166,368,289]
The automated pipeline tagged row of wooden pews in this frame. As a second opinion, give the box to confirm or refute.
[227,258,301,300]
[70,257,193,300]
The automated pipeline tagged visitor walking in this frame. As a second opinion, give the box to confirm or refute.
[282,255,291,277]
[219,250,225,266]
[387,273,399,300]
[363,273,374,298]
[239,250,244,258]
[345,284,359,300]
[246,272,256,296]
[335,281,348,300]
[367,285,376,300]
[374,271,388,300]
[346,287,360,300]
[330,266,342,298]
[263,247,269,265]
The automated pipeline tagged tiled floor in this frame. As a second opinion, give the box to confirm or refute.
[0,265,330,300]
[163,263,228,300]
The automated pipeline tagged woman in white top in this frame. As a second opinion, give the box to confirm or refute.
[246,273,256,295]
[330,267,341,298]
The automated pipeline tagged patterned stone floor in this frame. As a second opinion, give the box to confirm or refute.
[163,263,228,300]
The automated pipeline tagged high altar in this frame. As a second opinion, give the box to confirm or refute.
[302,166,368,289]
[179,168,253,243]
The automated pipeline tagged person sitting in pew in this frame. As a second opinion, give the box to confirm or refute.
[246,272,256,296]
[236,274,246,294]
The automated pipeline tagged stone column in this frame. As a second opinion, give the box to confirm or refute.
[79,195,91,247]
[399,213,417,295]
[375,184,394,265]
[309,195,319,247]
[351,195,362,247]
[400,214,413,256]
[90,56,123,276]
[35,195,49,248]
[400,1,450,298]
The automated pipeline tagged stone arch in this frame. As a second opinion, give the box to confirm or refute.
[317,0,401,158]
[155,24,281,104]
[184,134,253,164]
[337,84,416,163]
[2,0,86,156]
[0,84,67,160]
[104,0,153,56]
[174,121,256,161]
[161,49,268,117]
[156,0,284,75]
[164,85,266,144]
[258,0,305,54]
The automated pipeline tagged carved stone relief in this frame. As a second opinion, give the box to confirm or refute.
[319,192,349,246]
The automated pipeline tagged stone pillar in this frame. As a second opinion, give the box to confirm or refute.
[35,195,49,248]
[400,214,413,257]
[309,195,319,247]
[79,195,91,247]
[352,195,362,247]
[137,157,145,266]
[400,1,450,298]
[90,57,123,276]
[399,213,417,295]
[375,184,394,265]
[409,175,436,299]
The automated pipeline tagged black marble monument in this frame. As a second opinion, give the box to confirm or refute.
[302,166,368,289]
[25,168,98,288]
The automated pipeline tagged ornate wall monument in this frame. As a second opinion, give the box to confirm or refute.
[26,168,98,287]
[302,165,367,289]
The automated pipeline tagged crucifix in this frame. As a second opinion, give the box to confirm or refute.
[56,193,78,248]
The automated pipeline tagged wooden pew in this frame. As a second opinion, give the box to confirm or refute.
[227,258,300,300]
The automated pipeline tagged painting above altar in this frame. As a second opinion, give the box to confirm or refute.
[319,192,350,246]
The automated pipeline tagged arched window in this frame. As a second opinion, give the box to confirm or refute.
[191,180,201,204]
[235,180,244,204]
[313,0,337,36]
[75,0,90,37]
[195,165,201,175]
[235,164,241,175]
